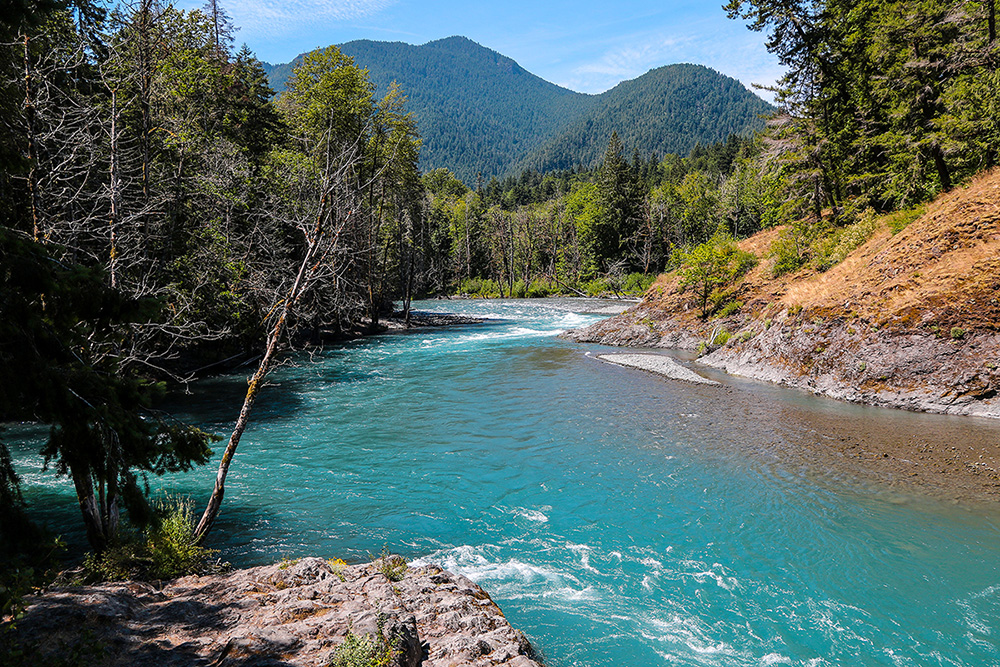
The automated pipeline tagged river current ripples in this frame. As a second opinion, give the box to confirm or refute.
[9,299,1000,666]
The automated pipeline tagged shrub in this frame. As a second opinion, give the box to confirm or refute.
[678,233,757,318]
[951,327,966,340]
[887,205,926,235]
[813,209,879,272]
[374,547,407,582]
[526,278,555,298]
[83,497,224,582]
[330,627,394,667]
[712,328,731,347]
[621,273,656,295]
[583,278,610,297]
[456,277,504,298]
[770,217,827,277]
[715,300,743,319]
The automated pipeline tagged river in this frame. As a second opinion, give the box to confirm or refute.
[10,298,1000,666]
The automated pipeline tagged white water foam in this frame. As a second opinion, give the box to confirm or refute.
[415,544,572,586]
[567,543,599,573]
[511,507,549,523]
[417,325,566,350]
[645,614,735,660]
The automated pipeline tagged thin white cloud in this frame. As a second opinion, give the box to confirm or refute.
[559,26,784,102]
[572,37,689,78]
[223,0,396,39]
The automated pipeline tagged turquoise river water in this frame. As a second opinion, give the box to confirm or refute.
[10,299,1000,666]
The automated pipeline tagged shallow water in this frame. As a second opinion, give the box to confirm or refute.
[9,299,1000,666]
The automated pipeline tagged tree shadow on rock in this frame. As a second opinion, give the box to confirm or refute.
[6,578,300,667]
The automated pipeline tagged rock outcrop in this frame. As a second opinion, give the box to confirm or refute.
[9,557,542,667]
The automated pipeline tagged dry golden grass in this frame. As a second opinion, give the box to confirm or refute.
[650,168,1000,332]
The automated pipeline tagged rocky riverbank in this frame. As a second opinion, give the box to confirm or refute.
[570,308,1000,420]
[8,556,542,667]
[568,169,1000,420]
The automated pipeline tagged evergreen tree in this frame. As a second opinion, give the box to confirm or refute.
[588,132,643,270]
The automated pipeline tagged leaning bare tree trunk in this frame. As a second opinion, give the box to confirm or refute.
[194,201,338,543]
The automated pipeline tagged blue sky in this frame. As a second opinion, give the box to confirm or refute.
[175,0,783,99]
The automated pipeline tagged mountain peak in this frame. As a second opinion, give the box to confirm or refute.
[262,38,773,182]
[423,35,481,49]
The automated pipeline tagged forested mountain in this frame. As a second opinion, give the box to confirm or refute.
[516,64,774,174]
[262,37,772,182]
[264,37,593,182]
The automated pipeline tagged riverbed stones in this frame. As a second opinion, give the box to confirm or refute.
[9,557,543,667]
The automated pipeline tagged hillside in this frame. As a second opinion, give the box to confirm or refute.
[569,169,1000,419]
[339,37,594,181]
[515,64,774,174]
[262,37,772,182]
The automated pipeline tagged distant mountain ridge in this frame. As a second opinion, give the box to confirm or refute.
[261,36,773,182]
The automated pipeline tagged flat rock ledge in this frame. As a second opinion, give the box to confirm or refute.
[596,353,720,386]
[9,557,543,667]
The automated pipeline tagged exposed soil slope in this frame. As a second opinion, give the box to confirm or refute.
[569,169,1000,419]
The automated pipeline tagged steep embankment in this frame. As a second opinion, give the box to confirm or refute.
[570,169,1000,419]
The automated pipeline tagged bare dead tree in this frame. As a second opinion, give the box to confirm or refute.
[194,133,366,543]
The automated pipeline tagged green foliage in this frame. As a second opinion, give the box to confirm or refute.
[716,300,744,319]
[621,273,656,295]
[423,168,469,198]
[887,206,927,235]
[727,0,1000,218]
[374,547,407,583]
[812,210,880,272]
[423,133,775,298]
[583,278,611,297]
[676,170,721,245]
[280,45,374,152]
[82,497,224,582]
[712,328,732,347]
[769,218,825,277]
[0,229,216,551]
[457,277,502,298]
[589,133,644,271]
[951,327,966,340]
[330,626,395,667]
[566,181,606,277]
[527,278,556,298]
[678,234,758,318]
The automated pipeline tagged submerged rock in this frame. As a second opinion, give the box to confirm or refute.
[9,557,543,667]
